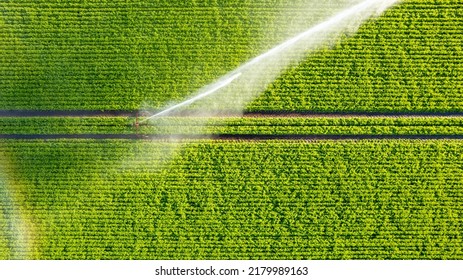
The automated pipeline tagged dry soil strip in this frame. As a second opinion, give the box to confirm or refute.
[2,134,463,140]
[2,110,463,118]
[3,110,463,140]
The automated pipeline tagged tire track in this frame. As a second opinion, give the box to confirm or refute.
[2,110,463,140]
[2,110,463,118]
[2,134,463,140]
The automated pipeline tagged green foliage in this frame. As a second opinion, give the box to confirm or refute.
[0,209,11,259]
[1,0,462,112]
[1,0,463,261]
[0,117,134,134]
[1,139,462,259]
[249,0,463,112]
[0,0,315,110]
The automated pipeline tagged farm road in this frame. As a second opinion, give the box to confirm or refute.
[2,110,463,118]
[2,134,463,140]
[2,110,463,140]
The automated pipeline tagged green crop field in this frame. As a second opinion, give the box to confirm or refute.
[249,1,463,113]
[1,0,463,261]
[1,140,463,259]
[1,0,461,111]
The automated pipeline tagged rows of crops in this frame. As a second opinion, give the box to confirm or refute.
[2,117,463,136]
[1,0,354,110]
[1,139,462,259]
[1,0,463,261]
[1,0,462,111]
[248,0,463,113]
[0,159,11,259]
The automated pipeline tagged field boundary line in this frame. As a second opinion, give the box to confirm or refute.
[2,110,463,118]
[2,134,463,140]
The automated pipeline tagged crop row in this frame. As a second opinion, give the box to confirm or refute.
[1,0,336,110]
[247,0,463,113]
[2,117,463,136]
[0,117,133,134]
[1,0,462,111]
[1,139,462,259]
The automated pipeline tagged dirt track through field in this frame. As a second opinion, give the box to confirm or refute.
[2,110,463,140]
[2,110,463,118]
[2,134,463,141]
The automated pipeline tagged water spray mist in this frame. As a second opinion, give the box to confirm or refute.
[142,0,400,121]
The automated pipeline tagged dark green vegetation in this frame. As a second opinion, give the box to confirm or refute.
[1,0,338,110]
[0,164,12,259]
[249,0,463,112]
[1,0,463,260]
[1,0,462,112]
[2,116,463,136]
[1,140,462,259]
[0,117,133,134]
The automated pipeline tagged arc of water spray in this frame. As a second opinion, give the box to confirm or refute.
[141,72,242,122]
[142,0,398,121]
[237,0,392,70]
